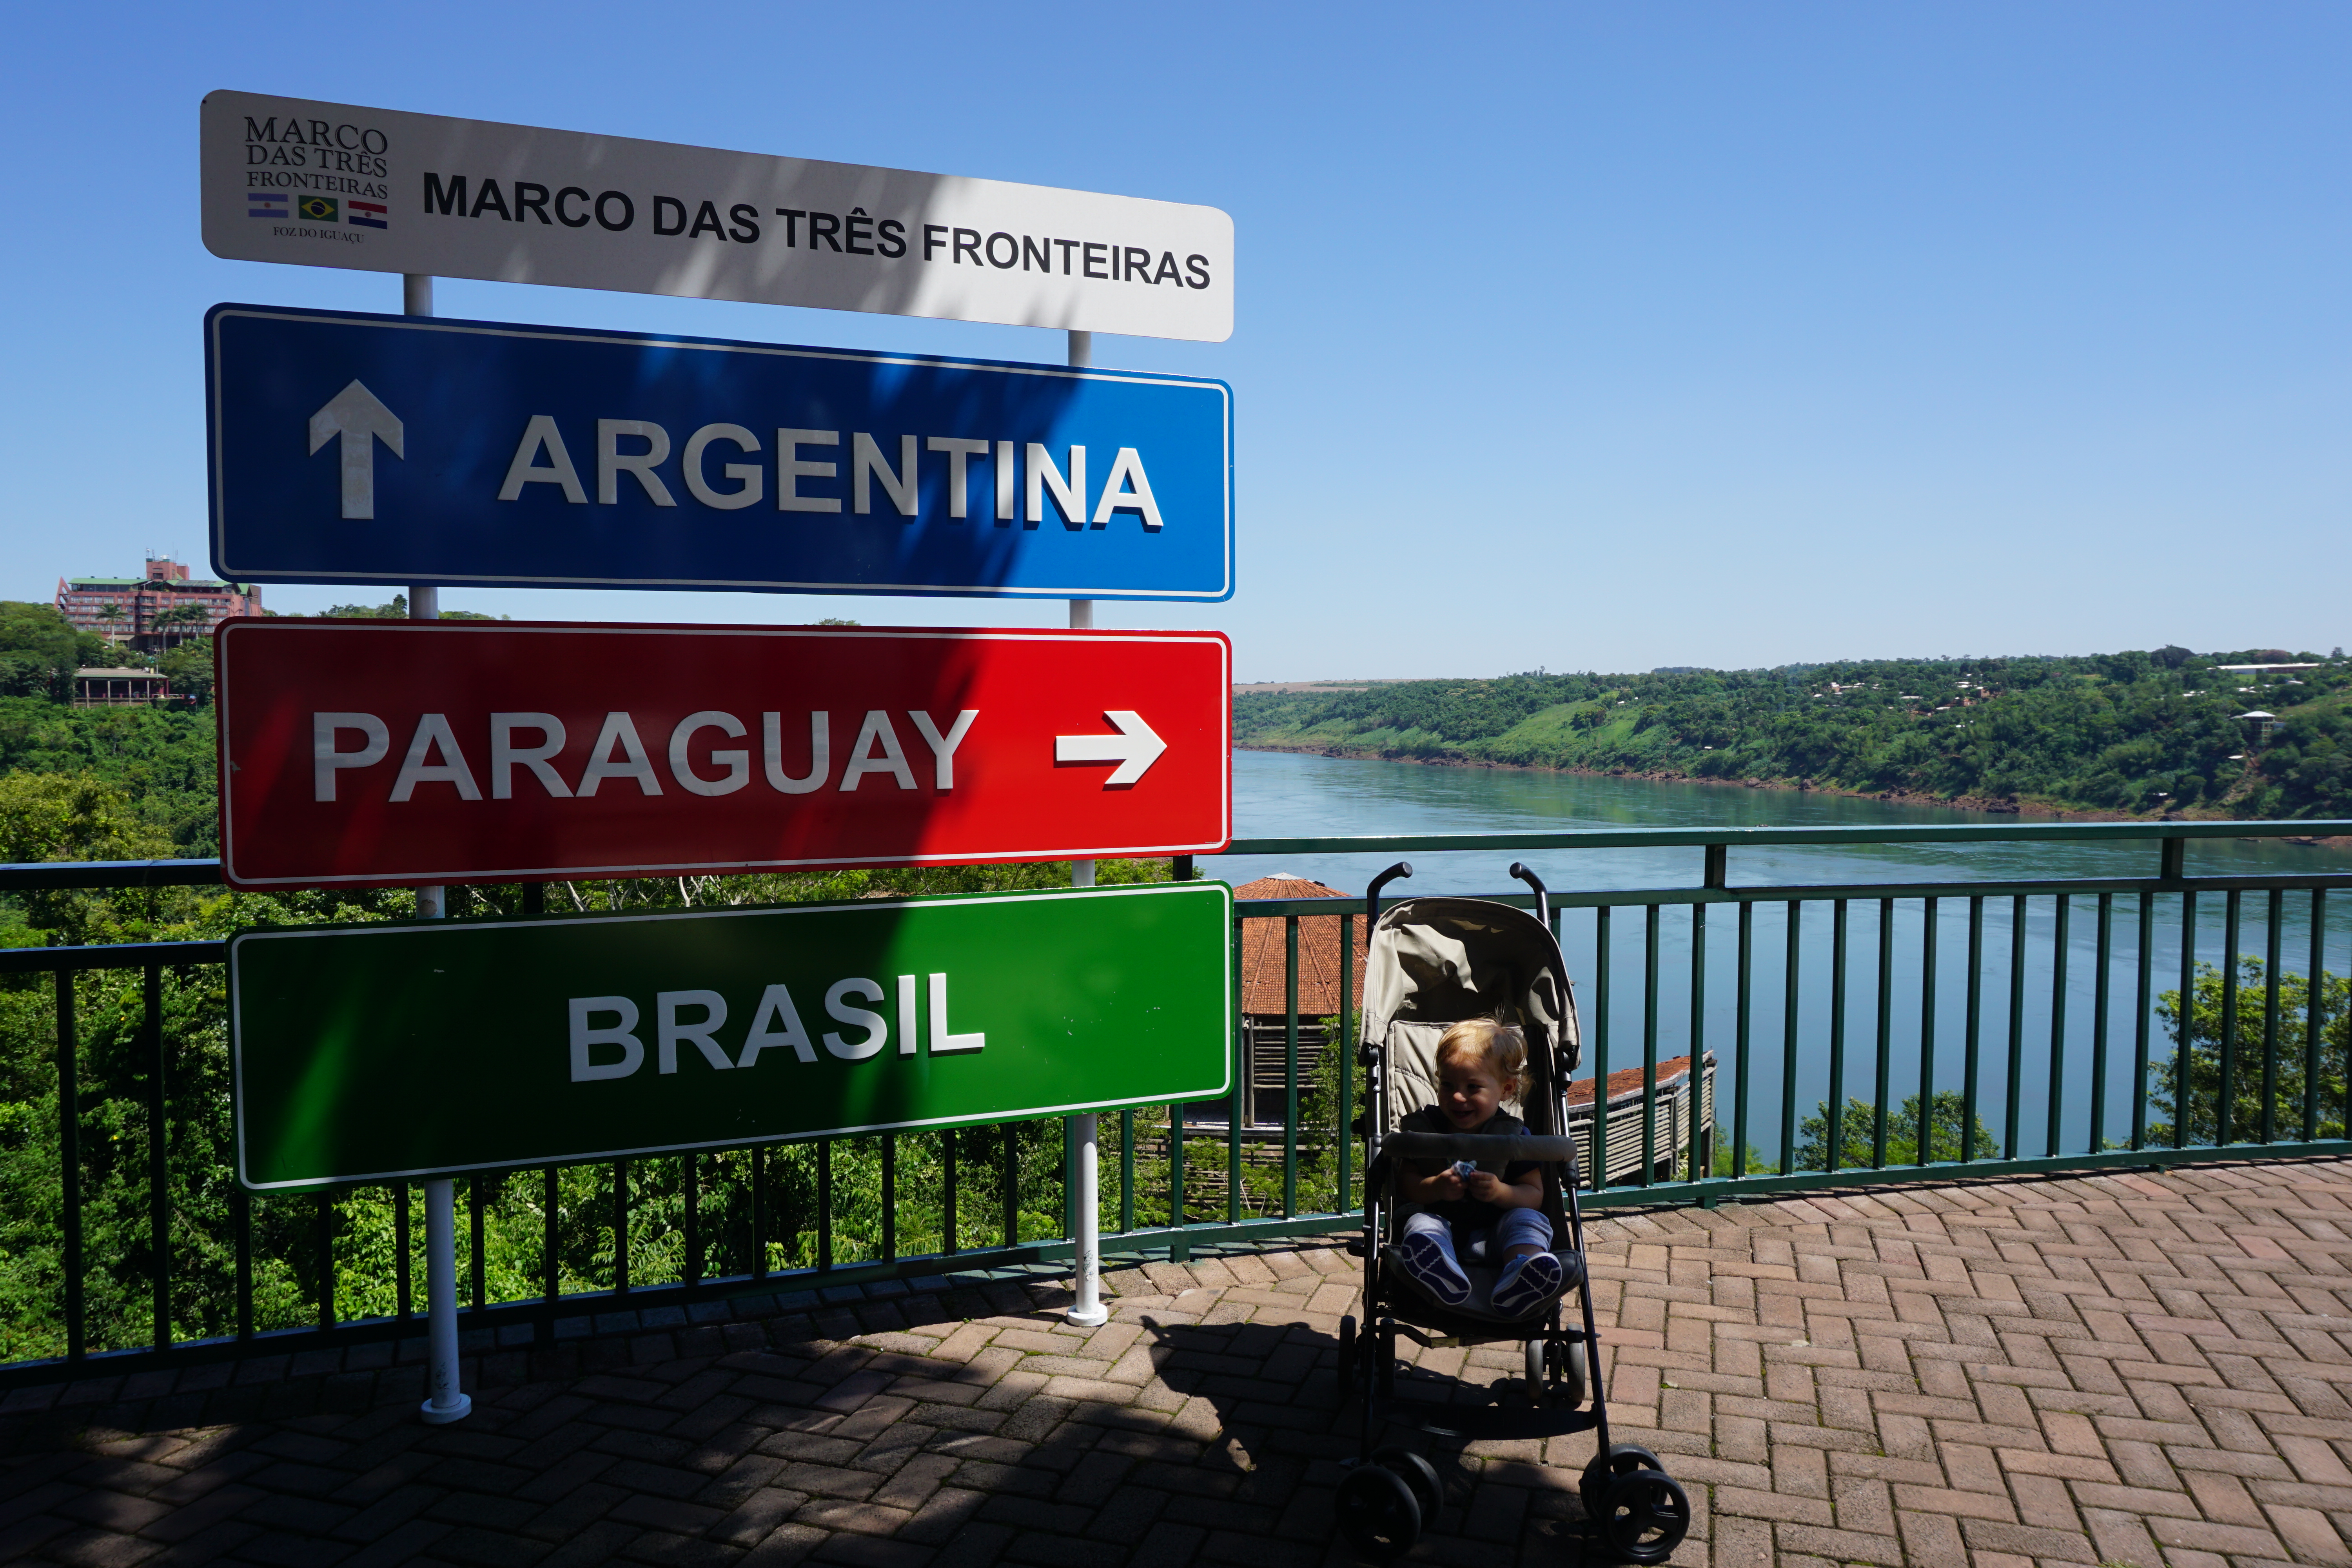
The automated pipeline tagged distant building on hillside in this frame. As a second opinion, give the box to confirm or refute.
[72,668,172,707]
[56,559,260,652]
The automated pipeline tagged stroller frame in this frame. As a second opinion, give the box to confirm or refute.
[1331,862,1691,1563]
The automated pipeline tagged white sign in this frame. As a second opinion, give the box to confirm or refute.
[201,91,1234,343]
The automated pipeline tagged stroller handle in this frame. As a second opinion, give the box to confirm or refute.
[1509,862,1550,927]
[1366,861,1413,926]
[1379,1130,1582,1164]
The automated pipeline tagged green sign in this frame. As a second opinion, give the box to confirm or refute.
[230,882,1233,1191]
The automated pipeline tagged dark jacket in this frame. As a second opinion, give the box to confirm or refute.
[1399,1105,1537,1226]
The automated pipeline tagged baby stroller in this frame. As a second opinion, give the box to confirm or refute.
[1332,862,1691,1564]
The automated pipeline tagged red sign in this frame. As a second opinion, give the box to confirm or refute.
[216,619,1230,887]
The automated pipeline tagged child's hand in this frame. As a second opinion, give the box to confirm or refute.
[1463,1171,1504,1203]
[1429,1169,1466,1201]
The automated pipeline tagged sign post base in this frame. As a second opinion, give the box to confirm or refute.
[418,1176,473,1424]
[1067,1112,1109,1327]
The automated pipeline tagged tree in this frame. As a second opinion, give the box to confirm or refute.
[0,603,108,701]
[1795,1090,1996,1171]
[147,602,214,650]
[2152,958,2348,1144]
[155,637,214,707]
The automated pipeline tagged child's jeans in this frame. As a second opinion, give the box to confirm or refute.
[1402,1205,1552,1267]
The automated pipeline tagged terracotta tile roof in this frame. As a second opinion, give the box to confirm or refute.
[1567,1054,1699,1108]
[1234,875,1367,1017]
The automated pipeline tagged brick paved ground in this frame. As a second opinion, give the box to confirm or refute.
[8,1158,2352,1567]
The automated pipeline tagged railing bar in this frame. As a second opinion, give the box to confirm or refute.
[1641,904,1660,1187]
[2307,889,2327,1143]
[1919,898,1938,1167]
[2005,897,2027,1160]
[942,1133,958,1257]
[819,1139,834,1269]
[615,1160,631,1294]
[1781,901,1801,1178]
[2049,895,2070,1159]
[469,1176,487,1312]
[145,964,167,1355]
[1170,1097,1186,1239]
[1594,907,1612,1187]
[54,968,82,1361]
[2132,891,2154,1152]
[1962,898,1984,1166]
[1224,914,1243,1227]
[751,1145,769,1277]
[880,1136,896,1264]
[1001,1125,1018,1249]
[2176,891,2196,1151]
[687,1152,703,1285]
[1873,898,1893,1169]
[23,821,2352,893]
[2220,891,2242,1145]
[317,1192,335,1333]
[543,1167,559,1303]
[1338,904,1356,1212]
[2090,893,2113,1156]
[1690,905,1709,1183]
[1828,901,1849,1176]
[234,1187,253,1343]
[396,1184,412,1321]
[1120,1110,1135,1237]
[2263,890,2283,1146]
[1734,903,1753,1179]
[1062,1119,1077,1250]
[1283,916,1299,1217]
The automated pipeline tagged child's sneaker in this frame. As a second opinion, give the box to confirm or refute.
[1397,1232,1471,1305]
[1493,1251,1565,1316]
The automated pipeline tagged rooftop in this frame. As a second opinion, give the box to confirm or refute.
[1234,874,1366,1016]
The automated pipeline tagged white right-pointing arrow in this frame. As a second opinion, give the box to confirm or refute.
[1055,710,1167,786]
[308,379,405,521]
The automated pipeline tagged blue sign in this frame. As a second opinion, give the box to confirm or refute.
[205,304,1233,601]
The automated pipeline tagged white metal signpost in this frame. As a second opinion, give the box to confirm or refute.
[206,90,1234,1420]
[201,91,1234,342]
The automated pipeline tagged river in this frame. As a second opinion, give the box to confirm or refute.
[1203,750,2352,1163]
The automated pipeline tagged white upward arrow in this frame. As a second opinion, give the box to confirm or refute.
[1056,711,1168,787]
[308,380,405,520]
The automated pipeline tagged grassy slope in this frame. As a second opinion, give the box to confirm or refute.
[1234,653,2352,821]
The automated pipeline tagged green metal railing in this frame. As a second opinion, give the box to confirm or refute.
[4,818,2349,1385]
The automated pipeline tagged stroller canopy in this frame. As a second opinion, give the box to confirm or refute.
[1359,896,1582,1135]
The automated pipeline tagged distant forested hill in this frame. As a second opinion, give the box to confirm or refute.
[1234,647,2352,820]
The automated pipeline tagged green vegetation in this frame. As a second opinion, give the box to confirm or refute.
[2152,958,2348,1145]
[1236,645,2352,819]
[1795,1090,1997,1170]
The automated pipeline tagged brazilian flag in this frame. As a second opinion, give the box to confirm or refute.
[297,196,338,223]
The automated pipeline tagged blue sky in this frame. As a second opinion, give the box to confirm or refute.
[2,3,2344,680]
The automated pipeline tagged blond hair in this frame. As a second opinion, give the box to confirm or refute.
[1434,1017,1527,1092]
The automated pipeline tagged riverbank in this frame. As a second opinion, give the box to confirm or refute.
[1233,740,2348,845]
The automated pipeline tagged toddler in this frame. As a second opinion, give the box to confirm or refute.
[1393,1017,1566,1316]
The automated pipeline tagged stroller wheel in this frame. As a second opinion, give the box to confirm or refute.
[1581,1443,1667,1522]
[1599,1469,1691,1564]
[1335,1462,1422,1560]
[1338,1316,1357,1396]
[1551,1337,1590,1409]
[1370,1445,1441,1521]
